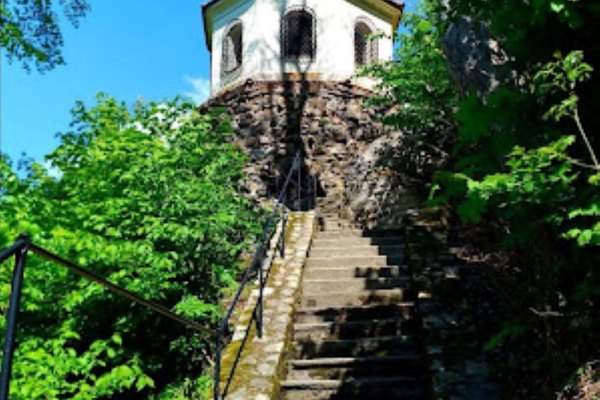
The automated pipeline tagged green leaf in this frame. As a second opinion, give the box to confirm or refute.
[550,0,565,13]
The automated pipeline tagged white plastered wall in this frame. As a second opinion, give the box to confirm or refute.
[208,0,395,95]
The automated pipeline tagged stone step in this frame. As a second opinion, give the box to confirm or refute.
[319,219,355,229]
[281,376,420,390]
[293,318,417,341]
[316,230,403,240]
[361,229,404,237]
[310,245,405,258]
[304,265,410,280]
[287,355,425,380]
[283,387,427,400]
[311,237,403,248]
[307,256,403,269]
[293,335,414,358]
[317,230,365,239]
[288,354,422,369]
[410,253,458,265]
[320,227,356,234]
[317,213,341,218]
[295,304,416,324]
[302,277,410,294]
[300,288,409,308]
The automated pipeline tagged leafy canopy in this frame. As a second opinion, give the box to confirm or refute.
[359,6,458,180]
[0,0,90,72]
[367,0,598,395]
[0,95,263,399]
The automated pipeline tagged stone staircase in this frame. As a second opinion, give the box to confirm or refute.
[280,215,430,400]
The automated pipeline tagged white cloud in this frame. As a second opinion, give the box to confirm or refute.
[183,76,211,105]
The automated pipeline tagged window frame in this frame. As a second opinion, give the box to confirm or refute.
[354,17,379,68]
[221,19,243,80]
[281,6,317,62]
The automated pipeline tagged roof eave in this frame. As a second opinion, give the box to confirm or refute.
[202,1,214,52]
[202,0,405,52]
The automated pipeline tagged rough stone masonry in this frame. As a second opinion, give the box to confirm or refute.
[200,79,419,229]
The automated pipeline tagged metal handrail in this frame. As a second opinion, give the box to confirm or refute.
[0,237,208,400]
[214,151,304,400]
[0,150,313,400]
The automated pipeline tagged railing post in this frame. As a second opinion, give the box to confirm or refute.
[279,188,287,259]
[312,175,317,210]
[214,328,221,400]
[297,159,301,210]
[256,246,264,339]
[280,209,286,259]
[0,235,30,400]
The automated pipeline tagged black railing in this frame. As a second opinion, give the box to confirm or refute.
[0,150,314,400]
[0,236,206,400]
[214,150,312,400]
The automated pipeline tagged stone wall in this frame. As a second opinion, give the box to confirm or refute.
[200,79,419,228]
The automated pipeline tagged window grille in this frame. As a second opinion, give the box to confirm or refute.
[222,22,243,77]
[282,9,315,60]
[355,21,378,66]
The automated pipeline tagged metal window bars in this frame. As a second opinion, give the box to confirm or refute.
[355,22,378,67]
[282,9,316,60]
[222,21,243,77]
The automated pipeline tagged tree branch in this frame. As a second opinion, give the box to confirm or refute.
[530,308,563,318]
[573,106,599,168]
[567,158,600,171]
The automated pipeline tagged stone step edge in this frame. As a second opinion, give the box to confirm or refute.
[301,288,407,297]
[307,256,405,263]
[301,287,410,297]
[312,243,405,248]
[294,318,408,332]
[318,229,363,233]
[281,376,419,389]
[313,237,403,242]
[304,265,409,272]
[310,245,406,252]
[293,334,413,347]
[303,278,409,284]
[295,302,416,315]
[288,355,421,368]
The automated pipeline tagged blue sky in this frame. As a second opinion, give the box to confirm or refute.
[1,0,418,164]
[1,0,211,163]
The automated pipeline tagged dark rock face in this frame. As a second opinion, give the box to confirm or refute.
[199,80,418,228]
[442,17,516,96]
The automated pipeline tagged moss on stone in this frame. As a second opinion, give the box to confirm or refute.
[213,212,316,400]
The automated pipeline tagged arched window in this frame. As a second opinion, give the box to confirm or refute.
[282,8,315,60]
[221,21,243,78]
[355,20,378,67]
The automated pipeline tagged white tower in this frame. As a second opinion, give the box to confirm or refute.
[202,0,404,95]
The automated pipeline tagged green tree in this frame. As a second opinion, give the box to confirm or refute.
[367,0,599,396]
[360,6,458,181]
[0,95,262,398]
[0,0,90,72]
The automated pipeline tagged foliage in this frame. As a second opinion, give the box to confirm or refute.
[433,0,599,395]
[368,0,598,396]
[435,49,598,246]
[359,6,458,180]
[0,95,263,398]
[534,51,598,167]
[443,0,600,65]
[534,51,593,122]
[0,0,90,72]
